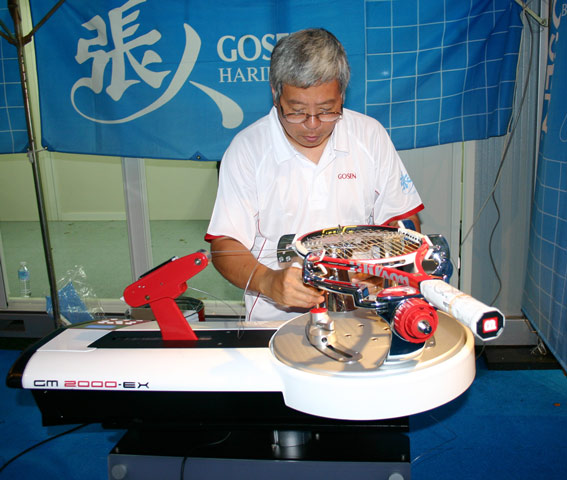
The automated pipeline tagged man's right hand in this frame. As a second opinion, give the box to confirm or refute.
[258,265,325,309]
[210,236,324,309]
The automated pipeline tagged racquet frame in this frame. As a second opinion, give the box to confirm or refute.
[295,225,504,340]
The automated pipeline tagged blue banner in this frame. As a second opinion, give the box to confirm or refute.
[523,0,567,372]
[0,6,28,154]
[30,0,523,159]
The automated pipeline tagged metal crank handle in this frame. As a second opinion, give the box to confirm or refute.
[306,308,362,363]
[420,279,505,340]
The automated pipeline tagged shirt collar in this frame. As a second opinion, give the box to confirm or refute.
[269,106,350,165]
[269,106,297,165]
[333,111,349,153]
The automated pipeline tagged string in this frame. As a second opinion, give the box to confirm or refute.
[300,228,423,260]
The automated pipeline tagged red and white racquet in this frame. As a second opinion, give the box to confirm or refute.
[294,225,504,340]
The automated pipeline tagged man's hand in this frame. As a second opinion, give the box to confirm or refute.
[258,265,325,308]
[389,214,421,232]
[210,236,324,309]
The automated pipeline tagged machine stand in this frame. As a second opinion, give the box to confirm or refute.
[108,428,411,480]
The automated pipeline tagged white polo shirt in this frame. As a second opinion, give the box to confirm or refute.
[206,107,423,322]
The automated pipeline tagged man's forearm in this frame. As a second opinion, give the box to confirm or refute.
[210,237,268,292]
[209,236,324,308]
[405,214,421,232]
[389,214,421,232]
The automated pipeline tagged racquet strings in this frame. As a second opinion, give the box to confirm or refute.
[299,228,422,262]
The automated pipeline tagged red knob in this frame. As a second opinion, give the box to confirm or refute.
[393,298,438,343]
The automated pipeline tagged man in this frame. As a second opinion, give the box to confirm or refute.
[205,28,423,322]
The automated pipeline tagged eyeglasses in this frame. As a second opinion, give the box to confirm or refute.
[279,104,343,124]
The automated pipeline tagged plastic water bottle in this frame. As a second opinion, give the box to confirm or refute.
[18,262,31,297]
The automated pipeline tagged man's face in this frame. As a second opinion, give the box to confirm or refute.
[274,80,343,152]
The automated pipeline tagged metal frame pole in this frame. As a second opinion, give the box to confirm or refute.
[7,0,64,324]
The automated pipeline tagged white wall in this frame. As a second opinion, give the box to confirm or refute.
[400,143,463,288]
[0,154,39,221]
[0,152,218,222]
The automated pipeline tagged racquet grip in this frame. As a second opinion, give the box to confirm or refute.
[420,279,504,340]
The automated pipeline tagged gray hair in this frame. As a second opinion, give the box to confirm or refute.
[270,28,350,103]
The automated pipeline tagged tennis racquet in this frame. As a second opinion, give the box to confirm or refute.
[294,225,504,340]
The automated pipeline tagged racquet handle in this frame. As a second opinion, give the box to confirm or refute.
[420,279,504,340]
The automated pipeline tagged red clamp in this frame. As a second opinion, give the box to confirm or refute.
[123,251,209,341]
[393,298,438,343]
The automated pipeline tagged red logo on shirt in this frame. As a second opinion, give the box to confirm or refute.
[338,173,357,179]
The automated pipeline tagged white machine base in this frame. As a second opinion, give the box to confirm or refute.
[271,310,475,420]
[11,309,475,421]
[8,310,477,480]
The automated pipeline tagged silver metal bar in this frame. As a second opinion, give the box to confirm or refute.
[122,157,153,280]
[9,0,61,324]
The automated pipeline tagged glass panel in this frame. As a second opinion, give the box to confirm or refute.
[1,151,132,312]
[46,152,132,301]
[145,158,243,314]
[0,153,49,300]
[0,151,243,315]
